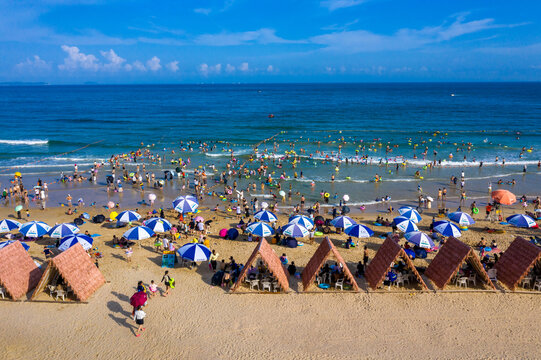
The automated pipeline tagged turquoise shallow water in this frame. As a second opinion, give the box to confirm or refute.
[0,83,540,210]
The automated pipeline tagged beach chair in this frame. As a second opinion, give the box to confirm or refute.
[457,277,468,288]
[395,274,405,288]
[272,281,281,292]
[533,280,541,292]
[520,276,532,289]
[249,279,260,290]
[0,286,5,299]
[335,278,344,290]
[467,274,477,287]
[487,269,497,282]
[55,289,66,301]
[261,281,272,292]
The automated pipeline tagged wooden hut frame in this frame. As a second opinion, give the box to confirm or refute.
[425,236,496,291]
[0,241,42,300]
[231,238,289,292]
[301,236,359,292]
[495,237,541,291]
[32,243,105,301]
[365,235,428,290]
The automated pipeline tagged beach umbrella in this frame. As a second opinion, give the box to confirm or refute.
[260,202,269,209]
[448,212,475,226]
[331,216,357,229]
[404,231,435,249]
[344,224,374,238]
[227,228,239,240]
[0,219,21,233]
[246,222,274,237]
[14,205,23,212]
[19,221,51,238]
[143,217,172,233]
[0,240,29,251]
[48,223,80,238]
[393,216,419,233]
[122,226,155,240]
[116,210,141,223]
[58,234,94,251]
[172,195,199,213]
[404,248,416,259]
[194,215,204,223]
[491,190,516,205]
[177,243,211,262]
[398,206,422,223]
[433,221,462,237]
[130,291,148,308]
[281,223,309,238]
[254,210,278,222]
[288,215,314,230]
[506,214,538,228]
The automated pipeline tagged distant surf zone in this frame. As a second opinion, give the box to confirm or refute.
[0,139,49,145]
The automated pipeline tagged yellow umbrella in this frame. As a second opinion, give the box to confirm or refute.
[14,172,21,178]
[110,211,118,221]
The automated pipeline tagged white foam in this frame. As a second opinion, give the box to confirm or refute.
[0,139,49,145]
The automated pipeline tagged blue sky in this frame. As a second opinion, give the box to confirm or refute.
[1,0,540,83]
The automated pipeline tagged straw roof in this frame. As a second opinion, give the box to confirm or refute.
[425,236,496,290]
[33,243,105,301]
[231,238,289,292]
[495,237,541,291]
[301,236,359,291]
[0,241,42,300]
[365,234,427,290]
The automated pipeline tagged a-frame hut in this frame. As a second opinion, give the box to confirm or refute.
[425,236,496,290]
[231,238,289,292]
[0,241,42,300]
[365,235,427,290]
[32,243,105,301]
[495,237,541,290]
[301,236,359,291]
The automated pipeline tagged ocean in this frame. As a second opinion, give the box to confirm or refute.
[0,83,540,210]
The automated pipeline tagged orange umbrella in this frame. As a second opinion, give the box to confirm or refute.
[491,190,516,205]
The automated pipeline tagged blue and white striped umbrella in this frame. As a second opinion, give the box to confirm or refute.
[246,222,274,237]
[404,231,435,249]
[398,206,422,223]
[448,212,475,226]
[0,240,29,251]
[116,210,141,223]
[177,243,211,262]
[0,219,21,233]
[173,195,199,213]
[122,226,155,240]
[143,217,172,233]
[48,223,80,238]
[19,221,51,238]
[288,215,314,230]
[393,216,419,233]
[506,214,537,228]
[281,223,309,238]
[344,224,374,238]
[254,210,278,222]
[58,234,94,251]
[433,221,462,237]
[331,216,357,229]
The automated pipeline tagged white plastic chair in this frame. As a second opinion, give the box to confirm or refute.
[467,274,477,287]
[272,281,281,292]
[533,280,541,292]
[521,276,532,288]
[487,269,497,282]
[395,274,405,288]
[249,279,260,290]
[0,286,5,299]
[457,277,468,288]
[55,289,66,301]
[261,281,272,292]
[335,278,344,290]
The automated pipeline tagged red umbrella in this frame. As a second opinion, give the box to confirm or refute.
[130,291,147,308]
[491,190,516,205]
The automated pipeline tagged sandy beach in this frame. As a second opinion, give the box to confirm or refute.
[1,202,541,359]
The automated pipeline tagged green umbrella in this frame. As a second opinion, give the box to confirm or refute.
[14,205,23,212]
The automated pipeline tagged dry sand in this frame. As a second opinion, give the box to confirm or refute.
[1,204,540,359]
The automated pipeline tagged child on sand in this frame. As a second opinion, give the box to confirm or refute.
[148,280,158,298]
[125,247,133,262]
[133,306,146,337]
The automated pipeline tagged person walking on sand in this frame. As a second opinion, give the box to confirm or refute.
[160,270,174,297]
[133,306,146,337]
[125,246,133,263]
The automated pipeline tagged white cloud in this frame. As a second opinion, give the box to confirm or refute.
[198,63,223,76]
[199,63,209,76]
[311,14,514,53]
[193,8,211,15]
[100,49,126,71]
[195,28,298,46]
[132,60,146,71]
[266,65,274,72]
[146,56,162,71]
[58,45,99,71]
[124,63,133,71]
[166,60,179,72]
[321,0,365,11]
[15,55,51,71]
[239,62,249,72]
[225,64,235,73]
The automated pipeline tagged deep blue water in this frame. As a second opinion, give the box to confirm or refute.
[0,83,540,207]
